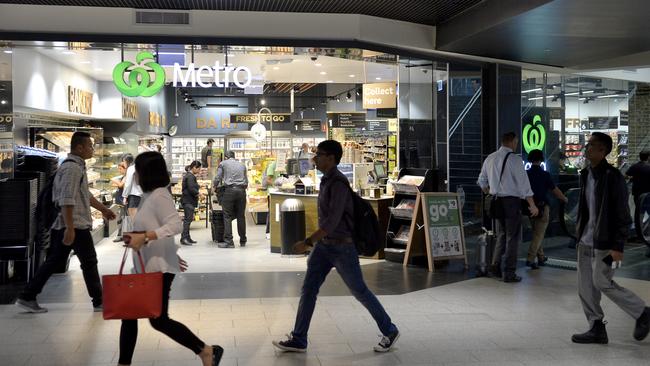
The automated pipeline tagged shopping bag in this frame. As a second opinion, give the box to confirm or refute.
[102,248,163,320]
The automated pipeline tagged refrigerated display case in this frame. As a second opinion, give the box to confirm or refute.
[170,137,225,180]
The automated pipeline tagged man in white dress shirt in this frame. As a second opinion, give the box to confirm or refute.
[478,132,539,283]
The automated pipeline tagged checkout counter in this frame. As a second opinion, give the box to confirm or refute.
[268,191,392,258]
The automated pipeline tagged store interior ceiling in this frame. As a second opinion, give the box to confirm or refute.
[520,69,633,103]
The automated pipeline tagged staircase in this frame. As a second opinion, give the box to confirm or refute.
[448,86,483,224]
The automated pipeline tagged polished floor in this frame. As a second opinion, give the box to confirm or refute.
[1,221,650,365]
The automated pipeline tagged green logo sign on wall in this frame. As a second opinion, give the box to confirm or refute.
[523,114,546,154]
[112,52,165,97]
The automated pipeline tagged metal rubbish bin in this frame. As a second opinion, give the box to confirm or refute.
[280,198,306,255]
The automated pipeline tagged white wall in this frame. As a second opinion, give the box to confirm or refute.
[12,49,101,117]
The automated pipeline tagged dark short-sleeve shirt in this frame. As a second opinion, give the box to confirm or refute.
[318,167,354,239]
[201,146,212,167]
[526,165,555,205]
[626,161,650,197]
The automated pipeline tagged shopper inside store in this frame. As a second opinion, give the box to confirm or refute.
[1,1,650,365]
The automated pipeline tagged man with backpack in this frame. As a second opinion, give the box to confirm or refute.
[272,140,399,353]
[15,132,116,313]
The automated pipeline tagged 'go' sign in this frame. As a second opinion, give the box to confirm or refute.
[429,204,448,222]
[113,52,165,97]
[523,114,546,154]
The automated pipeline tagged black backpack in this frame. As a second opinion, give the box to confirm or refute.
[334,176,381,257]
[37,159,79,230]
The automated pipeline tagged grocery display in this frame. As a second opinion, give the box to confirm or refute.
[170,137,225,180]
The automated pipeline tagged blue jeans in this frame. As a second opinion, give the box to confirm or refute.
[292,241,397,347]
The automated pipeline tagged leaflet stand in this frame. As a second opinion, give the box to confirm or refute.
[403,192,468,272]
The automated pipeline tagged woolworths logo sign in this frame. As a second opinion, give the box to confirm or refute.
[113,52,165,97]
[113,51,253,97]
[523,114,546,154]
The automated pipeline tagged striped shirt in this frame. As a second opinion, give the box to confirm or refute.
[52,154,92,230]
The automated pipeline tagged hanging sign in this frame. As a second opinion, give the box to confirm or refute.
[328,112,366,128]
[294,119,323,133]
[367,120,388,132]
[587,116,618,130]
[230,113,290,124]
[362,82,396,109]
[68,86,93,115]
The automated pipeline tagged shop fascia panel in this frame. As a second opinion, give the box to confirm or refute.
[0,4,435,51]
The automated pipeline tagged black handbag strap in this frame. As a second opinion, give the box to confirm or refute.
[495,152,513,195]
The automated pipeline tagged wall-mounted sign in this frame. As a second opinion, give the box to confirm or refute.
[122,98,139,120]
[587,116,618,130]
[620,110,629,126]
[149,111,164,127]
[197,117,238,130]
[68,86,93,115]
[113,51,253,97]
[230,113,290,124]
[293,119,323,133]
[566,118,580,130]
[523,114,546,154]
[362,82,396,109]
[328,112,366,128]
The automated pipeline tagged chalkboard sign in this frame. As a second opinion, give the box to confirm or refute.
[403,192,468,272]
[620,110,629,126]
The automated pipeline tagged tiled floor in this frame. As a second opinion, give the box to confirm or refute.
[1,220,650,365]
[1,265,650,365]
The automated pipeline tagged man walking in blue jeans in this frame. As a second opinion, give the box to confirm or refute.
[272,140,399,353]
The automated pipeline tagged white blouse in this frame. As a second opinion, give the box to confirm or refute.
[132,187,182,273]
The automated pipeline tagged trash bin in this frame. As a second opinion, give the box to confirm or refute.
[280,198,306,255]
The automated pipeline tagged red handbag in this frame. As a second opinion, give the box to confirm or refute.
[102,248,163,320]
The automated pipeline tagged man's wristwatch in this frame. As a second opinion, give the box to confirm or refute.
[144,232,151,245]
[304,237,312,247]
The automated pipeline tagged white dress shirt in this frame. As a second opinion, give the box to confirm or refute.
[477,146,534,199]
[122,165,143,199]
[131,187,183,273]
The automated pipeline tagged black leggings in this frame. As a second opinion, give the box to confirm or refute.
[118,273,205,364]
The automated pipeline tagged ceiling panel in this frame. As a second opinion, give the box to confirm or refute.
[0,0,482,25]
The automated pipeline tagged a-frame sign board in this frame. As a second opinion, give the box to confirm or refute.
[403,192,468,272]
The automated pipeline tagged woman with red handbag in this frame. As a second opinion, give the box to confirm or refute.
[119,152,224,366]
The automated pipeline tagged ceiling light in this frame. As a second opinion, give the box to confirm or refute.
[597,94,625,99]
[356,89,361,96]
[582,90,594,94]
[326,80,334,83]
[375,77,382,80]
[521,88,542,94]
[0,100,7,105]
[565,92,580,96]
[320,71,327,75]
[260,99,266,105]
[346,92,352,100]
[336,96,340,102]
[528,96,543,101]
[3,50,12,54]
[273,66,279,70]
[315,63,322,67]
[348,74,355,78]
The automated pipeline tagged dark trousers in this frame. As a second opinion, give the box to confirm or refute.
[181,203,196,240]
[633,194,649,244]
[292,242,397,347]
[21,228,102,306]
[119,273,205,364]
[491,196,522,276]
[222,187,247,245]
[116,205,127,238]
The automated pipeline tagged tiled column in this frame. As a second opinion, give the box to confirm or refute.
[628,83,650,160]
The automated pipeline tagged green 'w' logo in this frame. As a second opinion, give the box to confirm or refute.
[523,114,546,154]
[112,51,165,97]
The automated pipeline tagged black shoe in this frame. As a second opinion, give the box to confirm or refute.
[211,345,224,366]
[572,320,608,344]
[180,238,193,246]
[634,307,650,341]
[240,242,246,247]
[489,264,502,279]
[538,256,549,266]
[272,333,307,353]
[218,242,235,248]
[15,297,48,313]
[188,238,197,244]
[503,274,522,283]
[526,261,539,270]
